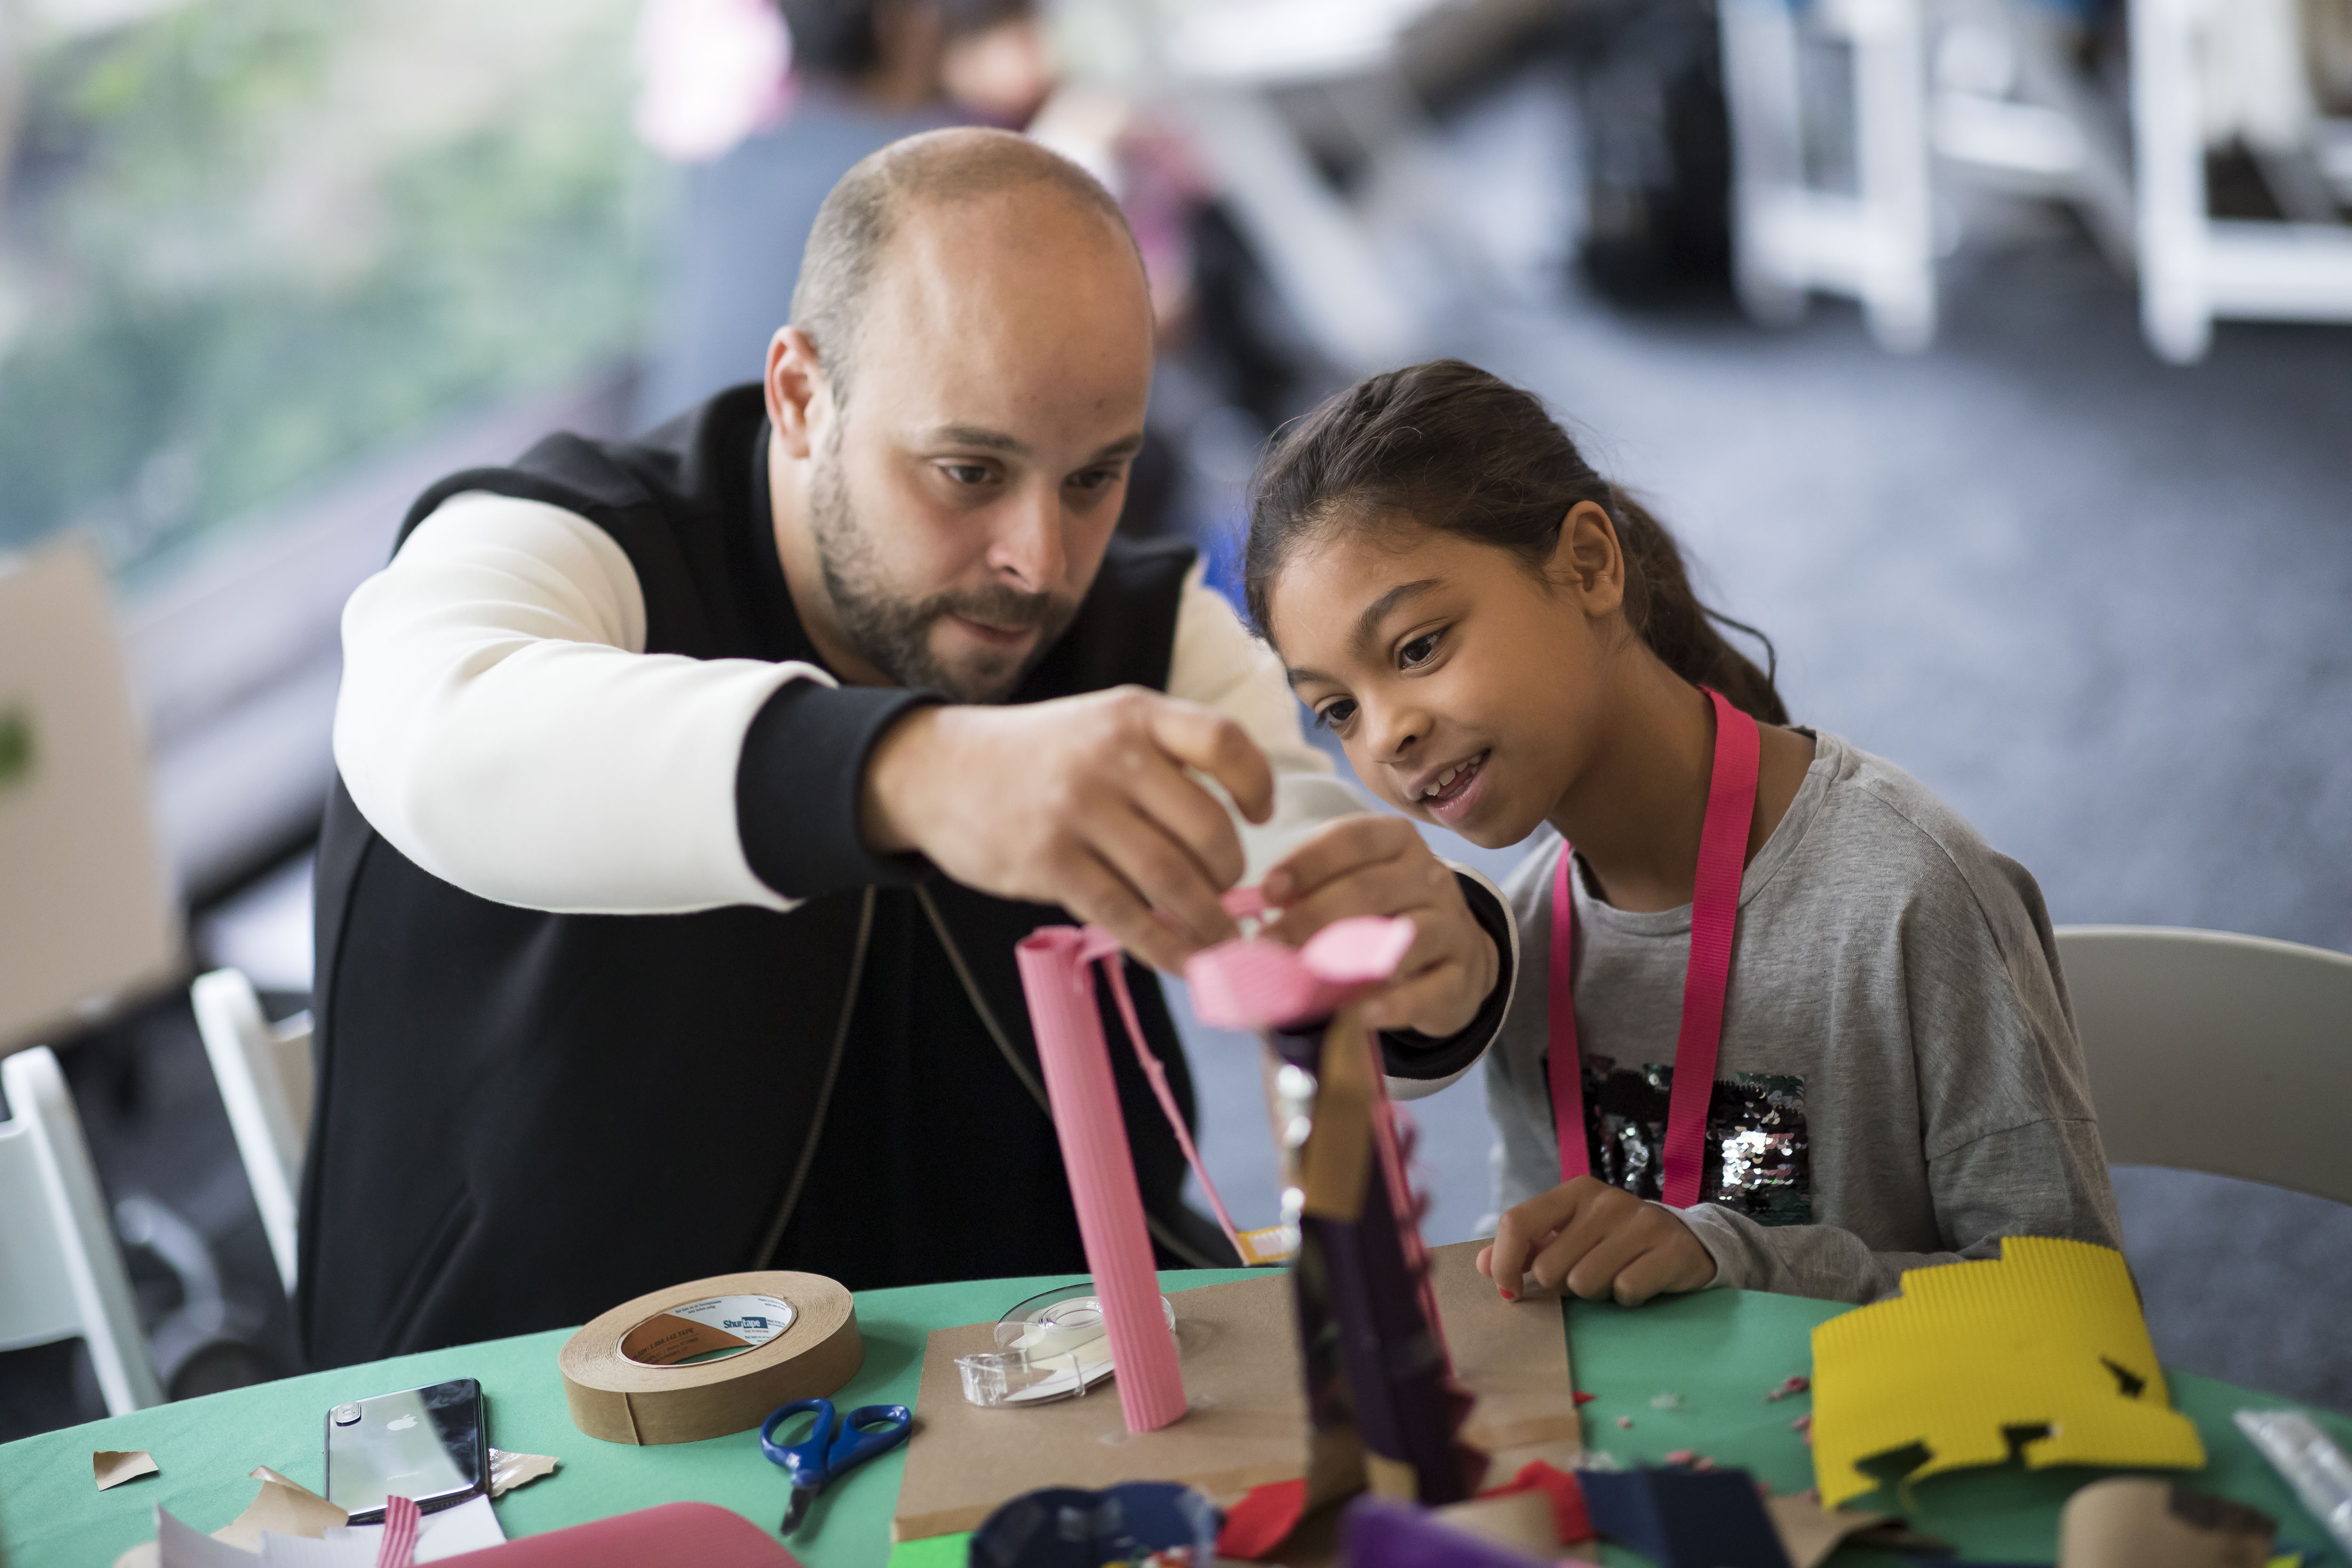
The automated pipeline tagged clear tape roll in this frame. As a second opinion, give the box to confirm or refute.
[559,1270,861,1445]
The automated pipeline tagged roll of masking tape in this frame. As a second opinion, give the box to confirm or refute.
[559,1271,861,1445]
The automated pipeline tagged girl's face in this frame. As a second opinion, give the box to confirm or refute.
[1266,511,1620,850]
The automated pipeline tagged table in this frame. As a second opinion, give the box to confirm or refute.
[5,1270,2346,1568]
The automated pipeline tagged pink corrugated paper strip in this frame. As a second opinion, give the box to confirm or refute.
[1014,927,1189,1433]
[375,1495,420,1568]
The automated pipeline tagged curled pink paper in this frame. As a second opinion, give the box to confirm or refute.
[1182,914,1416,1033]
[1014,928,1188,1433]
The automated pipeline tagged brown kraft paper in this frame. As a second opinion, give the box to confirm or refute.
[890,1238,1581,1542]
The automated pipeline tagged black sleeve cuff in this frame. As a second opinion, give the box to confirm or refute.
[1378,872,1515,1082]
[735,679,942,900]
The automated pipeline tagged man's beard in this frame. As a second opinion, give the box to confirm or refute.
[807,445,1076,703]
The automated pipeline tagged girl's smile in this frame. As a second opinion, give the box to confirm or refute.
[1406,748,1489,824]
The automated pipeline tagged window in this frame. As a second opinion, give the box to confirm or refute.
[0,0,652,583]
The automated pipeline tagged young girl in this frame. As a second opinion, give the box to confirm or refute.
[1244,359,2121,1307]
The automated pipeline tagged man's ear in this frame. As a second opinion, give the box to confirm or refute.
[765,326,830,460]
[1550,500,1627,617]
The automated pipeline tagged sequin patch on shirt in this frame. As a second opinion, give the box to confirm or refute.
[1579,1056,1813,1225]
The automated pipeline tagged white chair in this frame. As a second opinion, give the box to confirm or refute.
[2132,0,2352,363]
[0,1046,164,1414]
[1722,0,1939,352]
[2057,925,2352,1208]
[191,968,312,1293]
[1721,0,2137,352]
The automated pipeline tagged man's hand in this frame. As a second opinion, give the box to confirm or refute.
[859,687,1274,973]
[1261,816,1497,1038]
[1475,1177,1717,1306]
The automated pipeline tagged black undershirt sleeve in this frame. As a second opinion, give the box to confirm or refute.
[741,684,1518,1068]
[1377,872,1516,1082]
[734,679,941,899]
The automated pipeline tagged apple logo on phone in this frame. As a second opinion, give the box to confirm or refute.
[386,1415,419,1432]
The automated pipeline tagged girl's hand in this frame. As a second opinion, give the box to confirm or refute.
[1476,1177,1717,1306]
[1260,815,1497,1037]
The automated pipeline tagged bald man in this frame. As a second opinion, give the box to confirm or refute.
[303,131,1516,1365]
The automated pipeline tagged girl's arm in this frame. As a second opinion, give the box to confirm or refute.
[1674,1116,2119,1304]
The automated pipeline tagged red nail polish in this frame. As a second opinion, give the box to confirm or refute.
[1499,1288,1516,1301]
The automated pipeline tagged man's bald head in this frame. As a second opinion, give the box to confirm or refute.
[791,127,1141,401]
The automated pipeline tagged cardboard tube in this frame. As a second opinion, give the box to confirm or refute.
[559,1271,860,1445]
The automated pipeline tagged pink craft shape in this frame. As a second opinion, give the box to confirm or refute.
[1182,913,1417,1033]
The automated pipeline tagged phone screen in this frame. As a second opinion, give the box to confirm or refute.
[324,1377,486,1523]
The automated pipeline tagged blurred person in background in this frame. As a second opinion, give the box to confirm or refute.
[633,0,1051,429]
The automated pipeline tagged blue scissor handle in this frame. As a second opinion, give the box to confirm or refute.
[759,1399,913,1492]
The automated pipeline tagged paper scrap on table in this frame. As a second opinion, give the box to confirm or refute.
[1811,1236,2206,1508]
[214,1470,349,1551]
[123,1458,505,1568]
[487,1447,557,1498]
[97,1449,161,1490]
[139,1492,501,1568]
[118,1469,349,1568]
[1762,1492,1890,1568]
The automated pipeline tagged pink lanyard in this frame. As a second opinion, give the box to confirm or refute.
[1546,688,1761,1210]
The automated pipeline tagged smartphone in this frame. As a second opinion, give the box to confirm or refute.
[323,1377,487,1524]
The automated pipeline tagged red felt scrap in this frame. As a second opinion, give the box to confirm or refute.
[1475,1459,1594,1545]
[1573,1391,1597,1406]
[1216,1478,1308,1560]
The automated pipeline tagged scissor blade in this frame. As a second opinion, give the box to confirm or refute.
[781,1485,816,1536]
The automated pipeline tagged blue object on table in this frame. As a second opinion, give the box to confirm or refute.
[1579,1466,1793,1568]
[969,1480,1220,1567]
[758,1397,914,1536]
[1340,1496,1551,1567]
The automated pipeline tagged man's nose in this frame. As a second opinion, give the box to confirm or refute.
[985,483,1067,592]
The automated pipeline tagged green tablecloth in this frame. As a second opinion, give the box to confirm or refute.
[4,1272,2345,1568]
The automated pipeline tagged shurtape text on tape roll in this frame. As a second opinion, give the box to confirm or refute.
[560,1271,861,1445]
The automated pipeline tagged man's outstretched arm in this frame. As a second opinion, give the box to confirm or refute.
[342,506,1321,940]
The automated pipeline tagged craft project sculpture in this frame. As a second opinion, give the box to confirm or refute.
[1187,906,1482,1509]
[1013,891,1484,1505]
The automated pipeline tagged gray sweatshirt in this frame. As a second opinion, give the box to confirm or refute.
[1484,729,2122,1305]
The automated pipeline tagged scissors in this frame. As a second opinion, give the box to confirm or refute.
[758,1397,914,1536]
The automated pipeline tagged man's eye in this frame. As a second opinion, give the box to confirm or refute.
[1399,630,1443,668]
[941,463,993,485]
[1314,699,1357,730]
[1069,467,1121,492]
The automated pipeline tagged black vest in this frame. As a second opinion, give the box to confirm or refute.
[299,386,1224,1368]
